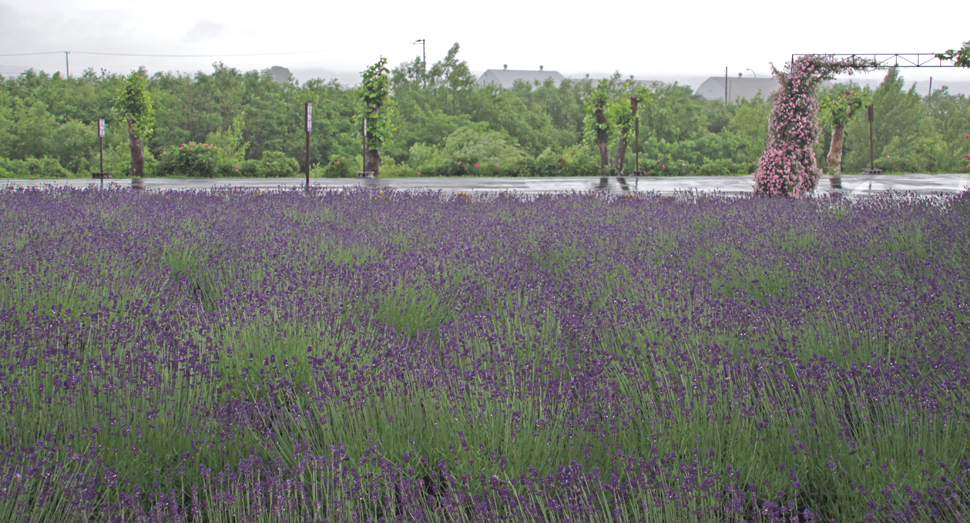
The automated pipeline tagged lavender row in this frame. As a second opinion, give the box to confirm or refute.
[1,186,969,521]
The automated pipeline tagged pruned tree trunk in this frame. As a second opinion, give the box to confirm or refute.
[363,105,381,176]
[595,108,610,169]
[827,125,844,189]
[365,149,381,176]
[826,125,845,175]
[126,115,145,177]
[614,127,630,174]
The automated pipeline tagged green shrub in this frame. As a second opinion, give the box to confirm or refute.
[537,144,599,177]
[206,116,249,175]
[260,151,299,177]
[236,160,262,178]
[318,156,358,178]
[216,162,239,177]
[0,156,72,178]
[408,125,525,177]
[157,142,219,177]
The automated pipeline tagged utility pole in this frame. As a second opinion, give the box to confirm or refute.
[65,51,70,78]
[724,67,728,103]
[632,95,640,175]
[413,39,426,70]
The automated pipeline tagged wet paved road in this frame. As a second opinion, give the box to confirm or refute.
[4,173,969,198]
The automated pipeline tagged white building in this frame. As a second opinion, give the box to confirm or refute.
[478,65,566,88]
[695,76,780,102]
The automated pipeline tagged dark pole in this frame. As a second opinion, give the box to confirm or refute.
[98,119,104,189]
[631,95,639,174]
[305,102,312,189]
[413,39,426,71]
[867,104,875,171]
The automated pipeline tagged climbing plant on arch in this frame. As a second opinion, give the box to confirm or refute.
[753,55,877,196]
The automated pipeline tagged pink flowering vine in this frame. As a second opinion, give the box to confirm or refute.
[754,55,876,196]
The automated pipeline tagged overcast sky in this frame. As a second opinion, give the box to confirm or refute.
[1,0,967,89]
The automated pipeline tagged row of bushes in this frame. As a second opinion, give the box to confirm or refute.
[0,157,73,178]
[317,134,757,178]
[156,142,299,178]
[0,142,302,179]
[0,153,764,179]
[316,157,757,178]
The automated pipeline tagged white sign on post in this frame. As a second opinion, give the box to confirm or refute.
[305,103,312,132]
[98,119,105,138]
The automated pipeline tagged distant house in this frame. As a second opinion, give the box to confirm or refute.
[478,65,566,88]
[695,77,779,102]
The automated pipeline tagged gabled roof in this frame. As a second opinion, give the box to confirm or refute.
[695,77,779,102]
[478,67,566,88]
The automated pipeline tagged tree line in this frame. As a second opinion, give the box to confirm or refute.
[1,43,967,178]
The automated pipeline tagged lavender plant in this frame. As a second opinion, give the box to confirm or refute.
[1,185,969,522]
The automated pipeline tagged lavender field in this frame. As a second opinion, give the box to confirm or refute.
[1,186,969,522]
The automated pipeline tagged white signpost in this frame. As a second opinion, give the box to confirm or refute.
[97,119,106,187]
[305,103,312,187]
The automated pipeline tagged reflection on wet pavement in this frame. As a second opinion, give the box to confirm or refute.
[4,174,969,198]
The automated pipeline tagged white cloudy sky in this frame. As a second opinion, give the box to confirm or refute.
[1,0,967,88]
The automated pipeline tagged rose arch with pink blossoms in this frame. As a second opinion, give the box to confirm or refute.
[754,55,877,197]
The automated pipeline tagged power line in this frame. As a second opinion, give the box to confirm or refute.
[0,52,63,57]
[0,50,333,58]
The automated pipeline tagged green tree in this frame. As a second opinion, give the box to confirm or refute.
[425,43,478,115]
[51,119,98,174]
[723,94,772,163]
[528,78,585,145]
[242,70,291,160]
[115,68,155,176]
[484,87,557,157]
[12,100,56,159]
[583,78,653,173]
[583,79,612,169]
[924,87,970,172]
[843,68,931,172]
[819,83,871,174]
[205,113,249,174]
[357,57,392,175]
[388,55,470,162]
[0,89,14,159]
[641,83,706,144]
[609,86,652,173]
